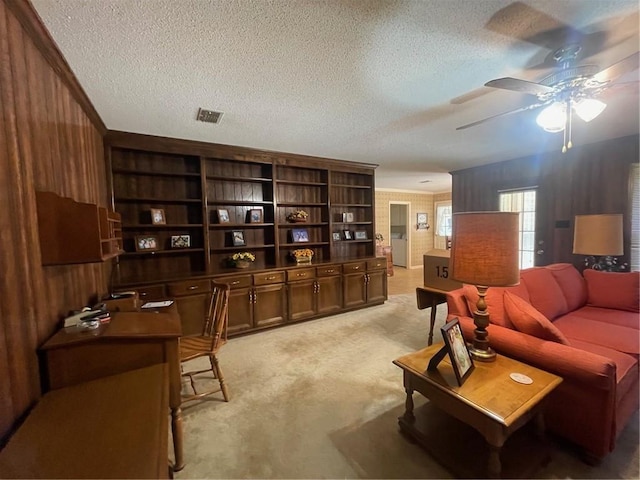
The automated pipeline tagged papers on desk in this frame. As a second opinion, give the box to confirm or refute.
[141,300,174,309]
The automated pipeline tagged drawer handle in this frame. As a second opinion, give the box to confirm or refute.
[296,273,307,277]
[230,281,240,285]
[265,276,277,280]
[353,266,360,270]
[140,292,147,297]
[187,285,199,291]
[326,269,334,273]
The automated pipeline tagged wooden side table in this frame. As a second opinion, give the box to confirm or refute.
[415,286,449,345]
[393,344,562,478]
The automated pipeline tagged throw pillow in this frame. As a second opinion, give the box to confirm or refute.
[583,269,640,313]
[462,284,512,328]
[504,291,570,345]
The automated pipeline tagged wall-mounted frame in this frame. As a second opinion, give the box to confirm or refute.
[354,230,367,240]
[248,209,263,224]
[150,208,166,225]
[291,228,309,243]
[217,209,230,223]
[441,317,474,386]
[332,232,341,241]
[231,230,245,246]
[343,230,353,240]
[135,235,160,252]
[417,212,429,230]
[170,235,190,248]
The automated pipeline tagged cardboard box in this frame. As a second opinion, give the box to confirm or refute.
[423,250,462,291]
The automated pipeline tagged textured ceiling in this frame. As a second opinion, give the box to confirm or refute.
[31,0,639,193]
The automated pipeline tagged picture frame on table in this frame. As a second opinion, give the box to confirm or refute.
[217,209,230,223]
[291,228,309,243]
[150,208,166,225]
[231,230,246,246]
[170,235,190,248]
[441,317,475,386]
[354,230,367,240]
[134,235,160,252]
[248,209,263,224]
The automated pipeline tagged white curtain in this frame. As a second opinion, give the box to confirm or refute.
[436,203,452,237]
[631,164,639,271]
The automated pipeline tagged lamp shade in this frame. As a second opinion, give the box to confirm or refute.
[450,212,520,286]
[573,214,623,256]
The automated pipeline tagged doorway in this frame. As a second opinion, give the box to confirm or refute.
[390,203,409,267]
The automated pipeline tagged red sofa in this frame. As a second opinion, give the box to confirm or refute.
[446,263,639,461]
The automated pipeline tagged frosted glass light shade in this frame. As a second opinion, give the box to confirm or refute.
[573,214,623,256]
[574,98,607,122]
[450,212,520,286]
[536,102,566,132]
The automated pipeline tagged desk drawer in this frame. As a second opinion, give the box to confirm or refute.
[342,261,366,274]
[167,279,212,297]
[253,271,285,286]
[287,268,316,282]
[367,258,387,271]
[220,274,252,289]
[316,265,341,277]
[135,285,165,301]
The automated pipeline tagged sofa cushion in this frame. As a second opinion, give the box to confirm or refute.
[554,313,640,355]
[572,306,639,330]
[568,339,638,390]
[520,268,569,320]
[504,291,570,345]
[547,263,588,311]
[462,282,530,329]
[583,270,640,313]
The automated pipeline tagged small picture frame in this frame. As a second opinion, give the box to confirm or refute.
[135,235,160,252]
[417,212,429,230]
[354,230,367,240]
[332,232,341,241]
[231,230,245,246]
[291,228,309,243]
[170,235,190,248]
[150,208,166,225]
[217,209,230,223]
[248,209,263,224]
[441,317,475,386]
[343,230,353,240]
[342,212,354,223]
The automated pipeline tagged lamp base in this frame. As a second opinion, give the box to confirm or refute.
[467,344,496,362]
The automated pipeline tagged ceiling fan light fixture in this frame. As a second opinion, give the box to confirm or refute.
[536,101,566,132]
[573,98,607,122]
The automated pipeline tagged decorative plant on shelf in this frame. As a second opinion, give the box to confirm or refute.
[291,248,314,264]
[287,209,309,223]
[230,252,256,268]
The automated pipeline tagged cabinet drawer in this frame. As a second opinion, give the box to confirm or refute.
[342,262,366,274]
[316,265,341,277]
[253,271,285,286]
[167,279,212,297]
[367,258,387,271]
[135,285,165,301]
[219,275,252,289]
[287,268,316,282]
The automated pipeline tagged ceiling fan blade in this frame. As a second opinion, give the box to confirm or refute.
[456,102,547,131]
[485,77,555,96]
[593,52,640,83]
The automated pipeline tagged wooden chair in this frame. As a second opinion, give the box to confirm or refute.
[180,281,230,403]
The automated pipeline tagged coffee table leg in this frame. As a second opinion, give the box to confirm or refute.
[428,300,437,346]
[403,387,415,422]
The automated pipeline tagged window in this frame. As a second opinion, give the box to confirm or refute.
[434,201,452,250]
[631,164,639,271]
[499,189,536,269]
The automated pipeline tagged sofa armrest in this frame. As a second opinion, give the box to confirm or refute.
[446,288,470,317]
[452,314,617,391]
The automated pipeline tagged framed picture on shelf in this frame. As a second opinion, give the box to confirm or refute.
[342,212,354,223]
[170,235,190,248]
[441,317,475,386]
[231,230,245,246]
[354,230,367,240]
[332,232,341,241]
[134,235,160,252]
[150,208,166,225]
[217,209,230,223]
[291,228,309,243]
[343,230,353,240]
[248,209,263,224]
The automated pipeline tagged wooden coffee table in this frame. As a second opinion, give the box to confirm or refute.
[393,344,562,478]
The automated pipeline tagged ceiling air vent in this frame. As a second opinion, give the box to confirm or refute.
[197,108,223,124]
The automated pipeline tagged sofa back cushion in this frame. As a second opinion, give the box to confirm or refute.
[583,269,640,313]
[504,291,570,345]
[520,267,569,320]
[462,282,530,329]
[546,263,588,311]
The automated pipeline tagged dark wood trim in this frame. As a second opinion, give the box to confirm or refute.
[4,0,106,135]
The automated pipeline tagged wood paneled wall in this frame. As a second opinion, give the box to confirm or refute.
[451,134,639,269]
[0,0,108,442]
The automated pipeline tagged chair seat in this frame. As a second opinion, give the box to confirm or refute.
[180,336,227,361]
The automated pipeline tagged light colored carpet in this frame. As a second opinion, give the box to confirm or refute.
[174,294,639,479]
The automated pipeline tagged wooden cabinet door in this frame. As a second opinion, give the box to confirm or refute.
[316,276,342,315]
[343,273,366,308]
[288,280,316,322]
[174,293,209,336]
[253,284,286,328]
[228,287,253,335]
[366,270,387,304]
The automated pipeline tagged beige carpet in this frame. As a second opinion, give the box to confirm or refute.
[174,294,639,479]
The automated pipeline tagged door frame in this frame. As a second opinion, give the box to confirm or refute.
[389,201,411,268]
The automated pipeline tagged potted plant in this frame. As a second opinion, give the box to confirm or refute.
[291,248,314,265]
[230,251,256,269]
[287,209,309,223]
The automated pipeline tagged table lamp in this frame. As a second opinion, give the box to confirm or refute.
[573,214,625,271]
[450,212,520,362]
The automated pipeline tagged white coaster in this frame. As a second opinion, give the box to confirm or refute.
[510,372,533,385]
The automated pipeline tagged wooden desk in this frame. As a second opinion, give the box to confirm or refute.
[40,306,185,471]
[0,365,169,478]
[394,344,562,478]
[415,286,449,345]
